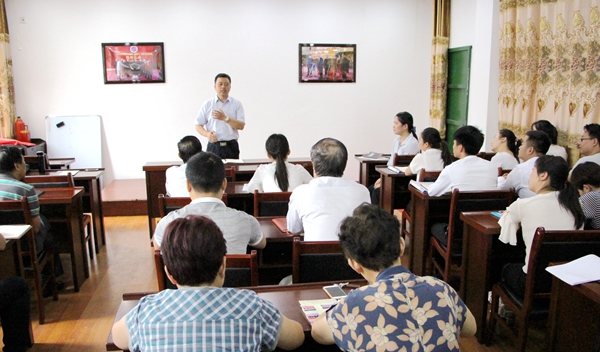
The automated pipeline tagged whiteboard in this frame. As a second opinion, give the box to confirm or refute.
[45,115,102,169]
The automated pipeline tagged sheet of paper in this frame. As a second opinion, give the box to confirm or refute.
[545,254,600,286]
[223,159,245,164]
[299,299,338,325]
[0,225,32,240]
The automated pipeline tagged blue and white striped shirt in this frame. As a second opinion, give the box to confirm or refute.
[126,287,282,351]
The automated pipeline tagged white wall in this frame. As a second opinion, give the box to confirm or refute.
[450,0,499,151]
[5,0,434,185]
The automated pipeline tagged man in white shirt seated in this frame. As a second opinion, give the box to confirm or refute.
[153,152,266,253]
[573,123,600,169]
[286,138,370,241]
[498,130,550,198]
[165,135,202,197]
[427,125,497,197]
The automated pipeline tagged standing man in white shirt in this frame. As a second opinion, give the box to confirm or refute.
[194,73,245,159]
[573,123,600,169]
[286,138,371,241]
[498,130,550,198]
[427,125,497,197]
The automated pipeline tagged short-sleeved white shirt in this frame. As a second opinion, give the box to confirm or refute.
[247,162,313,193]
[490,152,519,171]
[195,96,245,141]
[497,157,537,198]
[286,177,371,241]
[387,134,420,166]
[427,155,498,197]
[408,149,445,176]
[572,152,600,170]
[165,164,188,197]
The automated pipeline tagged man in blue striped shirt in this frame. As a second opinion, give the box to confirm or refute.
[112,215,305,351]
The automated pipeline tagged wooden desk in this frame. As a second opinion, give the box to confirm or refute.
[107,280,365,351]
[38,187,87,291]
[407,185,451,275]
[459,211,524,342]
[49,158,76,169]
[547,276,600,351]
[73,170,106,250]
[258,217,296,284]
[143,158,311,237]
[0,225,29,280]
[376,167,416,213]
[354,154,390,187]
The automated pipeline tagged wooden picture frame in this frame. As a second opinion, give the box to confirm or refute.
[102,42,165,84]
[299,43,356,83]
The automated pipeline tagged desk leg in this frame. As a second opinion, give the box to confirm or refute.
[462,226,493,343]
[380,176,394,214]
[67,198,87,291]
[409,195,429,276]
[91,178,106,249]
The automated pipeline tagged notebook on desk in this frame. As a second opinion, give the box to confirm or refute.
[272,217,289,233]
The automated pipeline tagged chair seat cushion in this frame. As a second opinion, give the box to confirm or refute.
[497,281,549,319]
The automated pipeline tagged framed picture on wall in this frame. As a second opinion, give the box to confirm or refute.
[101,42,165,84]
[299,43,356,83]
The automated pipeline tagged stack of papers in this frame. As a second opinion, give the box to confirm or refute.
[409,180,434,194]
[545,254,600,285]
[299,299,338,325]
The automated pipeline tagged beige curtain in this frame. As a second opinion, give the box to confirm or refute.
[429,0,450,138]
[499,0,600,162]
[0,0,16,139]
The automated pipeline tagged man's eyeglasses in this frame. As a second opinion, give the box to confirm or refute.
[579,137,595,142]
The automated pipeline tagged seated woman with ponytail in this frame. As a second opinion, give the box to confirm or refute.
[371,111,420,204]
[403,127,452,177]
[247,134,313,193]
[498,155,585,296]
[490,129,520,170]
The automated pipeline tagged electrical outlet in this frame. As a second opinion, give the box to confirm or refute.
[19,16,26,24]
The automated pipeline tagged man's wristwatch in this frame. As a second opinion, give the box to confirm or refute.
[225,116,230,123]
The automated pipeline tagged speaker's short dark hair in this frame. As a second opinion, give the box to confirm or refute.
[162,215,227,285]
[214,73,231,84]
[338,203,401,271]
[185,152,225,193]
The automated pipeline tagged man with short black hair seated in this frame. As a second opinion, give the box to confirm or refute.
[498,130,551,198]
[311,204,476,350]
[153,152,265,253]
[427,125,497,197]
[113,215,305,351]
[286,138,370,241]
[165,135,202,197]
[573,123,600,168]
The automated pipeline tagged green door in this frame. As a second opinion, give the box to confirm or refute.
[445,46,472,152]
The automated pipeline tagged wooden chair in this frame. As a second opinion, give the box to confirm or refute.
[292,237,362,283]
[158,193,229,218]
[392,153,416,166]
[0,198,57,324]
[154,249,258,290]
[497,167,512,177]
[24,174,95,260]
[487,227,600,351]
[225,166,236,182]
[24,154,50,173]
[428,189,516,286]
[477,152,496,161]
[253,190,292,217]
[398,170,441,244]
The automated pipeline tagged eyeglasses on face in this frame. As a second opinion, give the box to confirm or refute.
[579,137,595,142]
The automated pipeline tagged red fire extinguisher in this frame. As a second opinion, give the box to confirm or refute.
[14,116,31,143]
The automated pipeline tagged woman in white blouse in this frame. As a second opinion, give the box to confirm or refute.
[247,134,313,193]
[531,120,568,161]
[404,127,452,177]
[498,155,584,295]
[371,112,420,204]
[490,129,520,171]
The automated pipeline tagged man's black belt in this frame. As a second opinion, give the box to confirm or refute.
[209,140,237,147]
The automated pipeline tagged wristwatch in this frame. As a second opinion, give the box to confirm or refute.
[225,116,230,123]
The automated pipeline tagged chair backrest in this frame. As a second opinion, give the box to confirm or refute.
[24,154,50,171]
[292,237,362,283]
[392,154,416,166]
[225,166,236,182]
[497,167,512,177]
[154,249,258,290]
[158,193,228,218]
[445,189,516,252]
[0,198,37,259]
[477,152,495,161]
[253,190,292,217]
[418,170,441,182]
[24,174,74,188]
[526,228,600,299]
